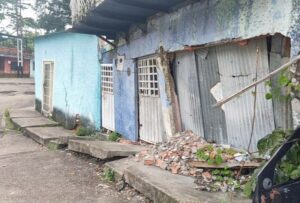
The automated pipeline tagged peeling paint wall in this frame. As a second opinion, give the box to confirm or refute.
[113,58,138,141]
[116,0,294,58]
[101,0,300,142]
[35,33,101,130]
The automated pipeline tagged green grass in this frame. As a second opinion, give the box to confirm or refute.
[108,132,121,142]
[75,126,93,136]
[103,168,115,182]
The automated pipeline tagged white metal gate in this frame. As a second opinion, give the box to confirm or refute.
[138,57,165,143]
[42,61,54,115]
[101,64,115,131]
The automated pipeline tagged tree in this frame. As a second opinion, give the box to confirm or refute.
[35,0,71,33]
[0,0,33,35]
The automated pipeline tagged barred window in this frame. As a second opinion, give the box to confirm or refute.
[138,58,159,97]
[101,64,113,94]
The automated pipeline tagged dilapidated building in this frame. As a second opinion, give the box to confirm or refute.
[70,0,300,150]
[35,32,101,130]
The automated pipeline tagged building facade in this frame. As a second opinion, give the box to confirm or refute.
[34,32,101,130]
[70,0,300,150]
[0,47,32,77]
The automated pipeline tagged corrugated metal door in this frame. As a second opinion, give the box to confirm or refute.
[196,48,227,143]
[174,52,204,137]
[138,57,165,143]
[216,38,275,150]
[101,64,115,131]
[42,61,54,115]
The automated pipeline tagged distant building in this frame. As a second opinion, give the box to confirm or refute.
[0,47,33,77]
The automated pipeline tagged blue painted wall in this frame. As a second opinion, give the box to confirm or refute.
[35,32,101,130]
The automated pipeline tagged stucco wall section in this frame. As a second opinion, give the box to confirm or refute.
[117,0,293,58]
[35,33,101,130]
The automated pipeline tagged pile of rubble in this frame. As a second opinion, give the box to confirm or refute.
[134,131,261,193]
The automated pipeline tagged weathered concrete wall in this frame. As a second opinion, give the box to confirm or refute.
[102,0,300,141]
[117,0,294,57]
[35,33,101,130]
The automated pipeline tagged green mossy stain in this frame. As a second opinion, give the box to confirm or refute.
[215,0,239,31]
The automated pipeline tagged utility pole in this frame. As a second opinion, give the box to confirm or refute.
[16,0,23,77]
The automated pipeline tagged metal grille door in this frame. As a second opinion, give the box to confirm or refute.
[138,57,165,143]
[42,62,54,114]
[101,64,115,131]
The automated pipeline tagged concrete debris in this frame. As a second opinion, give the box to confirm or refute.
[134,130,261,193]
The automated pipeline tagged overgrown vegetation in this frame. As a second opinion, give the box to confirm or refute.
[75,126,93,137]
[275,141,300,184]
[244,129,294,198]
[257,129,292,157]
[108,132,121,142]
[103,168,115,182]
[265,68,300,102]
[195,144,237,165]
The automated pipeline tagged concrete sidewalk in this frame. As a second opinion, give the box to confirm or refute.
[0,132,139,203]
[8,108,251,203]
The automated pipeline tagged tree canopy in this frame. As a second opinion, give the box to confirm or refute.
[35,0,71,33]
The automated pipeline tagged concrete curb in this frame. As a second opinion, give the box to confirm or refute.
[68,140,145,160]
[106,158,252,203]
[11,117,59,130]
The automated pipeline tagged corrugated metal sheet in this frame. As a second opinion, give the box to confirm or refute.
[196,48,227,143]
[139,96,165,143]
[216,38,275,151]
[174,51,204,137]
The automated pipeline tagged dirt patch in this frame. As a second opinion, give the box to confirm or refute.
[23,91,35,95]
[0,91,17,94]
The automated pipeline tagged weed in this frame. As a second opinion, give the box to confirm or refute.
[108,132,121,142]
[196,148,224,165]
[4,109,10,118]
[3,109,14,130]
[103,168,115,182]
[75,126,93,136]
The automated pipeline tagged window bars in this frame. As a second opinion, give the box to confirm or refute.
[138,57,159,97]
[101,64,113,94]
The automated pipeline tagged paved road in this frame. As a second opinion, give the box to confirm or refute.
[0,78,144,203]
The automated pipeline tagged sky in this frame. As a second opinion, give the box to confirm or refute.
[1,0,37,34]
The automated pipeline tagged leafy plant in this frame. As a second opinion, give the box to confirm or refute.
[275,142,300,184]
[108,132,121,142]
[257,129,291,156]
[75,126,93,137]
[103,168,115,182]
[265,68,300,102]
[196,148,224,165]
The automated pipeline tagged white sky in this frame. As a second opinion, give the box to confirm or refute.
[1,0,37,34]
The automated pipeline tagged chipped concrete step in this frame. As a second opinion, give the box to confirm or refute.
[23,126,75,146]
[9,109,42,119]
[106,158,251,203]
[11,117,59,129]
[68,140,145,160]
